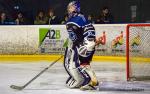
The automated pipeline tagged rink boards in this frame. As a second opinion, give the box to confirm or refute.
[0,55,150,64]
[0,55,126,62]
[0,24,149,63]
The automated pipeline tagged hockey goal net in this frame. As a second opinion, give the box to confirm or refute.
[126,24,150,81]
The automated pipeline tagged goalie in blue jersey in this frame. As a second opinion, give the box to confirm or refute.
[64,1,98,90]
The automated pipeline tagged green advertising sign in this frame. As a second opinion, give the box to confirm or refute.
[39,28,68,54]
[39,28,61,45]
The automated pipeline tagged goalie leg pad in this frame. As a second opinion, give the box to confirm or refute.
[79,65,98,87]
[66,68,84,88]
[64,47,84,88]
[64,47,80,69]
[66,76,80,88]
[64,47,80,75]
[64,47,72,76]
[78,67,91,86]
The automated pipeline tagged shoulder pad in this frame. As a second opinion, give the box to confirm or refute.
[66,23,79,30]
[67,14,88,27]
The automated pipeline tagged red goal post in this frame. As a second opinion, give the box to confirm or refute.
[126,24,150,81]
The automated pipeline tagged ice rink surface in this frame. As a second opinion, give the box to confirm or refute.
[0,61,150,94]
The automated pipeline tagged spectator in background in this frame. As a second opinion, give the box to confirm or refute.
[46,9,60,24]
[96,7,114,24]
[34,11,47,25]
[87,14,95,24]
[130,17,136,23]
[0,12,9,25]
[15,12,27,25]
[61,14,68,24]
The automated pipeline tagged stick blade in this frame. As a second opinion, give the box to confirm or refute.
[10,85,24,90]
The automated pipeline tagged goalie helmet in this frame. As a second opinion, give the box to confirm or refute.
[67,1,80,15]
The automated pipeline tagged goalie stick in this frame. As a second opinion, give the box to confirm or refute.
[10,55,64,90]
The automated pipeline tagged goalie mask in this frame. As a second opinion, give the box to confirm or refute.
[67,1,80,16]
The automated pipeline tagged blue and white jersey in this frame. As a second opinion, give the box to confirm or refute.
[66,13,96,48]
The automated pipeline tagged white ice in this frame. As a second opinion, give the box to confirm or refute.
[0,61,149,94]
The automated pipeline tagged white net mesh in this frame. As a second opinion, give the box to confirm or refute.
[128,25,150,80]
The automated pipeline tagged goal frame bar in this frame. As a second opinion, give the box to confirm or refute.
[126,24,150,81]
